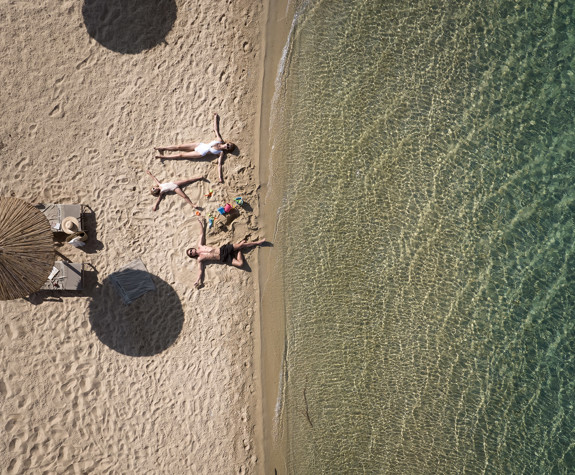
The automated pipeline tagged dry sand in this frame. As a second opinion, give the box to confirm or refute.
[0,0,266,472]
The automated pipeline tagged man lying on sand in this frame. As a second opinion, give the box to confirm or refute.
[187,217,265,288]
[154,113,236,183]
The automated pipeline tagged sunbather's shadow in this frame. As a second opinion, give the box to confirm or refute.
[239,201,253,213]
[82,0,177,54]
[87,270,184,356]
[230,243,273,273]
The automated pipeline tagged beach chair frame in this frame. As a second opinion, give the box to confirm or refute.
[41,261,84,291]
[36,203,85,233]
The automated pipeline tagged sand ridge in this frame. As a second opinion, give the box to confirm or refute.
[0,0,264,472]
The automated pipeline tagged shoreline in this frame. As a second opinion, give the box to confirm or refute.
[251,0,269,470]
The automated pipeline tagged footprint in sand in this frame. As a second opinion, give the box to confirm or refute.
[49,103,64,119]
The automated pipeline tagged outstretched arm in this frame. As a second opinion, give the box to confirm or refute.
[213,113,224,142]
[152,194,163,211]
[197,217,205,247]
[194,217,206,288]
[195,260,205,289]
[147,170,161,186]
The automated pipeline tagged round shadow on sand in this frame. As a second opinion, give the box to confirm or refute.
[82,0,177,54]
[88,270,184,356]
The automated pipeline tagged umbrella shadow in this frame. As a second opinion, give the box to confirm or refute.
[87,270,184,356]
[82,0,177,54]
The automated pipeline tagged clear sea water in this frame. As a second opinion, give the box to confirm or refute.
[266,0,575,472]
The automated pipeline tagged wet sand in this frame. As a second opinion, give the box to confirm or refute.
[257,0,293,472]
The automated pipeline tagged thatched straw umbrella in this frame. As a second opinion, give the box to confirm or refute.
[0,198,54,300]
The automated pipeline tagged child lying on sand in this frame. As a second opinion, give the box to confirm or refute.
[147,170,205,211]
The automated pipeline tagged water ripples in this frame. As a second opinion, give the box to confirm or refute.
[268,0,575,472]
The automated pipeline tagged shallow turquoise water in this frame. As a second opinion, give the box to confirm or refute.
[268,0,575,472]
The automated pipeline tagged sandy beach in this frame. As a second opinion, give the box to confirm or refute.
[0,0,266,472]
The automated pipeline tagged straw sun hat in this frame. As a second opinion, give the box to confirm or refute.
[61,216,81,234]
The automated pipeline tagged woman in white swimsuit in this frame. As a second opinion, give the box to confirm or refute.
[154,113,236,183]
[147,170,205,212]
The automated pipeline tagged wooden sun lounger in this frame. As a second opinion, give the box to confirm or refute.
[36,204,84,233]
[41,261,84,291]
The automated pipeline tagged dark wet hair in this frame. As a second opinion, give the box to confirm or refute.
[187,248,197,259]
[225,142,236,153]
[151,187,161,197]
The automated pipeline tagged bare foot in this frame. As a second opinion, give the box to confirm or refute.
[155,155,166,159]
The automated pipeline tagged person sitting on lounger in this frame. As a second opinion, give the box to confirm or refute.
[147,170,205,211]
[154,113,236,183]
[187,217,265,288]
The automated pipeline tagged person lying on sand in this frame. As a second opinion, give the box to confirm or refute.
[154,113,236,183]
[187,217,265,288]
[147,170,205,211]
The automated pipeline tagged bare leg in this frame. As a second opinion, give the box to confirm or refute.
[154,142,200,152]
[231,251,244,268]
[232,239,266,251]
[155,151,204,160]
[173,176,205,187]
[218,153,224,183]
[174,188,197,209]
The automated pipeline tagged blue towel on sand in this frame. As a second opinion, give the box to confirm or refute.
[109,259,156,305]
